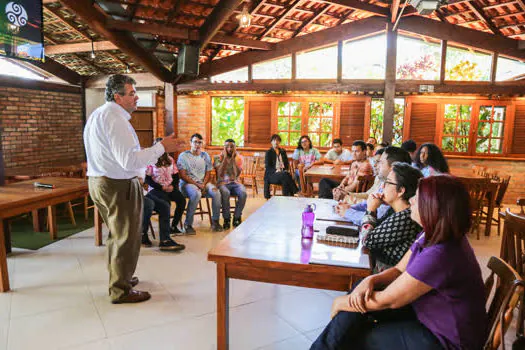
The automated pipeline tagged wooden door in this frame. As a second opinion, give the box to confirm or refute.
[130,108,154,148]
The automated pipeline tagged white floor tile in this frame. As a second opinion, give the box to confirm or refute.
[257,290,333,333]
[0,318,9,350]
[109,313,216,350]
[229,301,300,350]
[8,304,106,350]
[64,338,113,350]
[257,334,312,350]
[303,327,325,342]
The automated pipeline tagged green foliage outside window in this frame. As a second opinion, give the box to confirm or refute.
[211,97,245,146]
[308,102,334,147]
[475,106,505,154]
[369,98,405,145]
[442,104,471,153]
[277,102,302,146]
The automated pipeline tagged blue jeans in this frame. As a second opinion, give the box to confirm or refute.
[218,182,247,220]
[142,192,171,241]
[180,183,221,226]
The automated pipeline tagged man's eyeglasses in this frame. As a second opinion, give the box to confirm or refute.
[192,140,203,145]
[383,180,398,187]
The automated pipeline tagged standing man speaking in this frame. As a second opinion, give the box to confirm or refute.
[84,74,180,304]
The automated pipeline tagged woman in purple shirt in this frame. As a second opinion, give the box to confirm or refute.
[311,175,487,350]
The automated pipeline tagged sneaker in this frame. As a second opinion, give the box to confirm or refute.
[171,224,183,235]
[211,220,224,232]
[184,224,196,235]
[233,217,242,227]
[141,234,152,247]
[159,239,185,252]
[223,219,231,230]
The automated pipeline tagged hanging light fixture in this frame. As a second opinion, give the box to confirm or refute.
[90,40,96,60]
[7,23,20,34]
[237,1,252,29]
[126,65,131,73]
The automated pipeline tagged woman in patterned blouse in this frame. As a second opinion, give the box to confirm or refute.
[361,162,423,272]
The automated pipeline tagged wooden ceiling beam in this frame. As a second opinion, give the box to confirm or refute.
[483,1,519,11]
[292,3,332,35]
[391,0,400,23]
[59,0,171,81]
[45,41,118,54]
[199,0,243,48]
[107,18,272,49]
[259,0,303,38]
[397,16,525,61]
[106,18,199,40]
[323,0,389,17]
[30,57,84,85]
[44,7,92,42]
[199,16,387,77]
[465,1,502,35]
[492,11,525,21]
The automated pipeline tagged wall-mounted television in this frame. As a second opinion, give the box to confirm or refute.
[0,1,44,62]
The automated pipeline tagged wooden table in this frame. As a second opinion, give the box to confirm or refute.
[0,177,89,292]
[304,164,349,183]
[208,197,371,350]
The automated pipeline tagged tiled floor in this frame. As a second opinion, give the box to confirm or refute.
[0,197,519,350]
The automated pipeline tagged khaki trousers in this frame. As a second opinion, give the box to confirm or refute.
[88,176,143,301]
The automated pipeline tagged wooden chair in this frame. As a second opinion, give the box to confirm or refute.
[519,197,525,215]
[239,156,260,197]
[270,161,296,196]
[356,175,375,193]
[482,174,511,235]
[297,164,316,197]
[484,256,525,350]
[458,177,492,239]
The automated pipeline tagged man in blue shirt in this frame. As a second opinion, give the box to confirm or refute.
[334,146,412,224]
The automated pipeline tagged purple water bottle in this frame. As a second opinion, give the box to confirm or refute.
[301,204,316,239]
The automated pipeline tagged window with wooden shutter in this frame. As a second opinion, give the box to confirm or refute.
[339,99,368,145]
[407,102,437,147]
[511,103,525,155]
[245,99,272,147]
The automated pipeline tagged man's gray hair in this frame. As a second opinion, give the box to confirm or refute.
[105,74,136,102]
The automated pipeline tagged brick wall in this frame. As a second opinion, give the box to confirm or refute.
[0,87,85,171]
[176,95,207,141]
[448,158,525,205]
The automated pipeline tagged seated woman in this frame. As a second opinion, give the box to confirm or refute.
[360,162,423,272]
[264,134,298,199]
[292,135,322,189]
[311,175,487,350]
[145,139,187,248]
[414,143,449,177]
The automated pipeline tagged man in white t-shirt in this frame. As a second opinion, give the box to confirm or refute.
[323,138,353,165]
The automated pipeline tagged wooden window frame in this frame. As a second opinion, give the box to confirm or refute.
[435,98,515,158]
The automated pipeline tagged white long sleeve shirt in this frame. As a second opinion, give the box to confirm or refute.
[83,101,165,179]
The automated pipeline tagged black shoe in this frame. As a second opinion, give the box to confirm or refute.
[211,220,224,232]
[233,217,242,227]
[171,224,183,235]
[159,239,185,252]
[141,234,152,247]
[184,224,196,235]
[223,219,231,230]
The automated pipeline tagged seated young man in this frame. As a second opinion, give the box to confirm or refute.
[318,140,373,200]
[323,138,352,165]
[335,146,412,225]
[177,133,223,233]
[214,139,247,229]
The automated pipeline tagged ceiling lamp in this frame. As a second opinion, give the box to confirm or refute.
[7,23,20,34]
[237,2,252,28]
[90,40,96,60]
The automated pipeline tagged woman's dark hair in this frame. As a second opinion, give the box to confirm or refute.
[415,143,450,173]
[270,134,281,142]
[391,162,423,201]
[153,138,172,167]
[379,142,390,148]
[418,175,472,245]
[374,148,385,157]
[366,143,375,152]
[297,135,313,150]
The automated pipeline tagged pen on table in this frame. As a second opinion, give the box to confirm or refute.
[34,182,56,189]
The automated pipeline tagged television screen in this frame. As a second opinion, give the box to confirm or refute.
[0,0,44,62]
